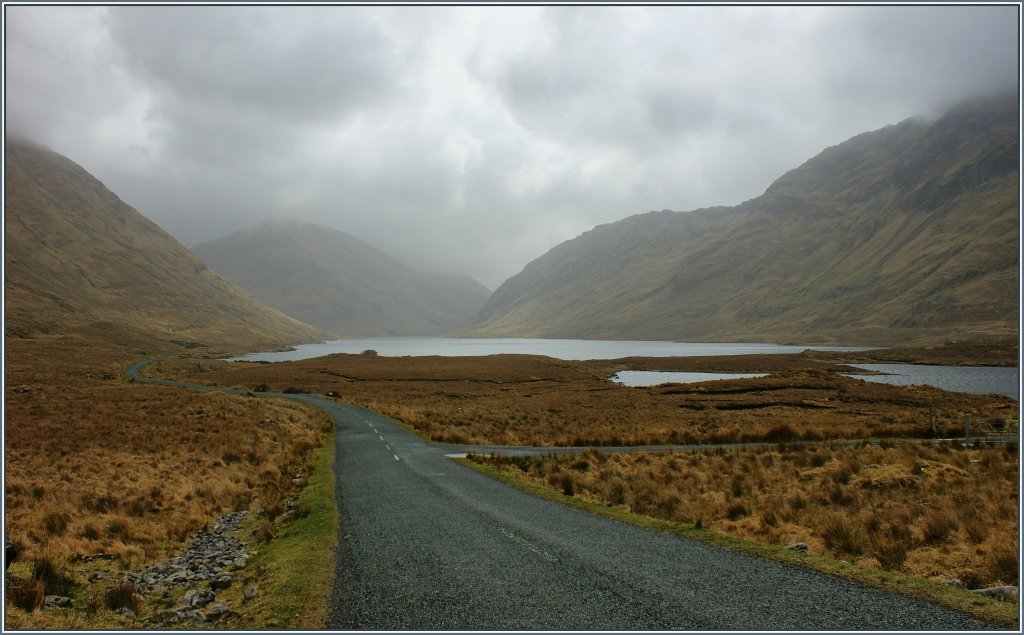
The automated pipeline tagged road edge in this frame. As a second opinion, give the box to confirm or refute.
[455,457,1017,628]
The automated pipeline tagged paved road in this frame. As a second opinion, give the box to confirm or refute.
[127,361,999,630]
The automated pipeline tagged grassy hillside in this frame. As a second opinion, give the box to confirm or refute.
[4,139,320,352]
[192,221,490,337]
[465,95,1019,345]
[4,139,334,628]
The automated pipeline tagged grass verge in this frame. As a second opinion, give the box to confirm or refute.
[456,457,1018,628]
[228,424,339,628]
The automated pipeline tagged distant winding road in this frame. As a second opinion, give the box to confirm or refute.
[127,360,998,630]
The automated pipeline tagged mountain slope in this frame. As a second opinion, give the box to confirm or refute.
[465,95,1019,345]
[192,222,491,337]
[4,139,320,351]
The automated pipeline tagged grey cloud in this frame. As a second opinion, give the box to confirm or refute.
[107,7,404,123]
[5,5,1018,290]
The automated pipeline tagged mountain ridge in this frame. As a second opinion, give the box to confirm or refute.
[192,221,491,337]
[464,95,1019,345]
[4,138,320,352]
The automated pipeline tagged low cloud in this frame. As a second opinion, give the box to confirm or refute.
[5,5,1017,289]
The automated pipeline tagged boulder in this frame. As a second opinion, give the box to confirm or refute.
[43,595,73,610]
[185,588,216,609]
[970,586,1019,602]
[210,574,233,590]
[205,601,238,621]
[784,542,808,553]
[117,607,137,620]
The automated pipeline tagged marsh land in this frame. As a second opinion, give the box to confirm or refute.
[147,340,1020,621]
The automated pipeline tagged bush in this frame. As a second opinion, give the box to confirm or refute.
[875,540,908,570]
[921,509,959,545]
[963,518,989,544]
[32,554,75,596]
[726,502,749,521]
[821,514,866,556]
[103,580,140,611]
[548,472,575,497]
[987,542,1019,584]
[762,424,799,443]
[43,511,70,535]
[106,518,132,541]
[8,577,45,612]
[361,349,379,358]
[257,521,275,544]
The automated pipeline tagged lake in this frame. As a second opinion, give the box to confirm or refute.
[611,365,1018,400]
[233,336,869,362]
[843,364,1019,400]
[612,371,768,387]
[231,337,1016,400]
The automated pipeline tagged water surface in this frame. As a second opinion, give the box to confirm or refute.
[611,371,768,387]
[234,336,868,363]
[843,364,1019,400]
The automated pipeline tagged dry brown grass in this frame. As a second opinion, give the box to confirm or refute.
[472,441,1019,590]
[6,381,326,566]
[806,339,1018,367]
[4,333,330,626]
[157,352,1017,447]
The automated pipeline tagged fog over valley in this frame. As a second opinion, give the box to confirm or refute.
[3,5,1020,629]
[5,5,1017,289]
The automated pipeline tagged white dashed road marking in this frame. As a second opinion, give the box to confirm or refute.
[499,527,558,562]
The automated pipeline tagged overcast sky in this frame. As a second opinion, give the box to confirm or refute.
[5,5,1019,289]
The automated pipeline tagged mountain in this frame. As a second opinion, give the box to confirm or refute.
[191,222,491,337]
[465,95,1019,346]
[4,139,320,351]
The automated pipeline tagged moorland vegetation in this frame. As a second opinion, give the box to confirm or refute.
[156,348,1017,448]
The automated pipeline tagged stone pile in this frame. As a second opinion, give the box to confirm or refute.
[123,511,253,628]
[129,511,250,594]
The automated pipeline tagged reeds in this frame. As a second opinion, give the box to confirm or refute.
[5,380,328,569]
[475,442,1018,589]
[159,353,1017,450]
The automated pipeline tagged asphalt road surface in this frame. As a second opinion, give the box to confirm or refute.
[127,361,999,630]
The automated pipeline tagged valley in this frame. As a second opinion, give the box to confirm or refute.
[4,91,1018,630]
[192,222,489,338]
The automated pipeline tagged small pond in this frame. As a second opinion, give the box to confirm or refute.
[842,364,1019,400]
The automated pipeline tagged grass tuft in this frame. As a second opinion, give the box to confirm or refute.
[820,514,867,556]
[103,580,140,612]
[8,577,45,612]
[921,509,960,545]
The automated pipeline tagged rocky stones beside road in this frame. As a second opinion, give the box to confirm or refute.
[128,511,250,593]
[70,511,256,628]
[970,586,1019,603]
